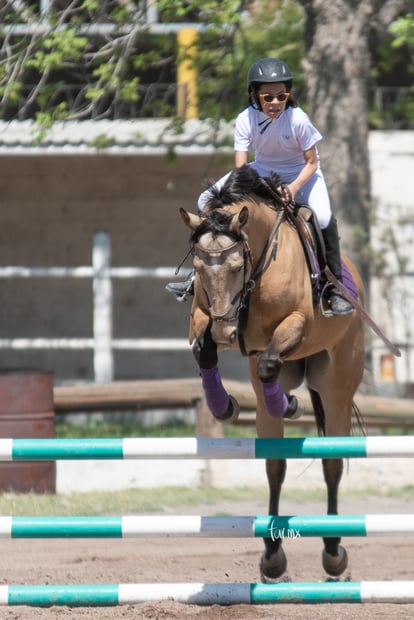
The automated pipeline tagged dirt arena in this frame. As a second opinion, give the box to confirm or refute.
[2,494,413,619]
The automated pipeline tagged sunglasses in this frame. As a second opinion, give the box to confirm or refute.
[258,92,290,103]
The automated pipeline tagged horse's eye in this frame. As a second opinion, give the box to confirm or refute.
[193,258,203,272]
[231,264,243,273]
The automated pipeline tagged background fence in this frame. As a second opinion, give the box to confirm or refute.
[0,230,191,383]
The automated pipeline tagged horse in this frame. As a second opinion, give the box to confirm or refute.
[180,164,365,581]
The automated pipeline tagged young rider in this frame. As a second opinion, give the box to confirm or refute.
[167,57,353,316]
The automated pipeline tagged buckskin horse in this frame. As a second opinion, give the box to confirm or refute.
[180,164,366,581]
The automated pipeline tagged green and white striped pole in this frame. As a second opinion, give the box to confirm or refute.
[0,514,413,538]
[1,581,414,606]
[0,436,414,461]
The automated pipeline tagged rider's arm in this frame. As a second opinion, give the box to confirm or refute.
[287,146,318,198]
[235,150,248,167]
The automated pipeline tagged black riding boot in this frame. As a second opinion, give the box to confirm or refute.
[166,270,195,302]
[322,217,354,316]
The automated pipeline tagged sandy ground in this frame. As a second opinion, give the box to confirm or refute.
[1,494,414,619]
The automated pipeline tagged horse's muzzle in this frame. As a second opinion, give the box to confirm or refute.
[211,319,238,347]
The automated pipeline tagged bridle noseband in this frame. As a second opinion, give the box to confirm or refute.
[193,205,285,353]
[193,236,253,324]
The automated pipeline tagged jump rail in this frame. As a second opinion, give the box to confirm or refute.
[1,581,414,606]
[1,436,414,461]
[1,514,413,539]
[3,434,414,608]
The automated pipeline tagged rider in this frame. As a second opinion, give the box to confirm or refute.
[167,57,353,316]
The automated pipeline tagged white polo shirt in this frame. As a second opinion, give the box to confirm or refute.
[234,105,323,182]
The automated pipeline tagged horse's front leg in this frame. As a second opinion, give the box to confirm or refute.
[191,310,240,423]
[257,311,307,419]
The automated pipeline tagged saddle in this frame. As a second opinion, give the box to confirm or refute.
[285,201,326,291]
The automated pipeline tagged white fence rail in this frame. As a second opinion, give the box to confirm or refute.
[0,230,190,383]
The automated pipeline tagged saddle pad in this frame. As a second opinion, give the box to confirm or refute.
[341,260,359,300]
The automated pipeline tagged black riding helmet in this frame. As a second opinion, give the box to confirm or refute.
[247,58,293,110]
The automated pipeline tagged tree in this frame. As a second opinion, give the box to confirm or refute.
[300,0,412,286]
[0,0,411,282]
[0,1,179,123]
[0,1,305,126]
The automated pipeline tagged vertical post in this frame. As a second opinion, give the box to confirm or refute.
[40,0,51,17]
[92,230,114,383]
[195,397,223,487]
[177,27,199,119]
[146,0,158,23]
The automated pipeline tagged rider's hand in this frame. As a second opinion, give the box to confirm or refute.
[277,184,293,205]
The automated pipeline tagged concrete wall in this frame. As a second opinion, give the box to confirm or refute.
[0,152,250,383]
[0,131,412,388]
[369,131,414,395]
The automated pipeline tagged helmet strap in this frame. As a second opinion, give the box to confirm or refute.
[249,89,261,111]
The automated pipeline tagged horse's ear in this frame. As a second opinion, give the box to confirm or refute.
[229,206,249,234]
[239,206,249,227]
[180,207,202,231]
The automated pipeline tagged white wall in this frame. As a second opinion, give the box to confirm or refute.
[369,131,414,395]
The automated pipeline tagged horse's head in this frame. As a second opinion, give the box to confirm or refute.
[181,206,251,347]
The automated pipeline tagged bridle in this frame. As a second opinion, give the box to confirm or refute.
[193,205,286,354]
[193,236,253,324]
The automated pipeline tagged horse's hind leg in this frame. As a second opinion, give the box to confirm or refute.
[309,387,350,577]
[251,358,305,581]
[260,457,288,581]
[322,457,349,576]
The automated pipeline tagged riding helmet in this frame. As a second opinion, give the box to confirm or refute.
[247,58,293,110]
[247,58,293,92]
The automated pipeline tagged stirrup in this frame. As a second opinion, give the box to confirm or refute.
[329,288,354,316]
[166,273,195,302]
[320,282,353,317]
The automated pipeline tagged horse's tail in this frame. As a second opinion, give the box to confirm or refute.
[352,401,367,436]
[308,388,326,436]
[308,388,366,437]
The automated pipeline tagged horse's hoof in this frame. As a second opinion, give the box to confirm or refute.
[283,395,304,420]
[213,395,240,424]
[260,547,287,582]
[322,545,348,576]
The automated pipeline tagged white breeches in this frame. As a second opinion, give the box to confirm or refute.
[197,162,332,230]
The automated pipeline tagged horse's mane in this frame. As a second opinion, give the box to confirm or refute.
[191,166,285,244]
[190,209,243,244]
[204,165,284,211]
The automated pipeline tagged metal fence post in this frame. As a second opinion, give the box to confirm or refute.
[92,230,114,383]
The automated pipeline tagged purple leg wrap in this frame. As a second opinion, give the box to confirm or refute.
[200,366,230,418]
[262,380,288,418]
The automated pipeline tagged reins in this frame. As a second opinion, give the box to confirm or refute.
[237,206,285,355]
[191,200,285,354]
[193,239,251,322]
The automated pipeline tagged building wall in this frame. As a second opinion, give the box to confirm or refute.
[0,131,412,389]
[0,152,250,382]
[369,131,414,396]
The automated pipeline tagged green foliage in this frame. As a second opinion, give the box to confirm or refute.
[88,134,117,150]
[1,483,411,516]
[0,0,305,127]
[379,13,414,128]
[27,29,88,73]
[32,103,69,144]
[389,14,414,50]
[0,486,270,516]
[0,2,409,128]
[157,0,244,27]
[194,0,305,120]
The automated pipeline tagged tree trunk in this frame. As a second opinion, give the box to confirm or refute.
[301,0,408,287]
